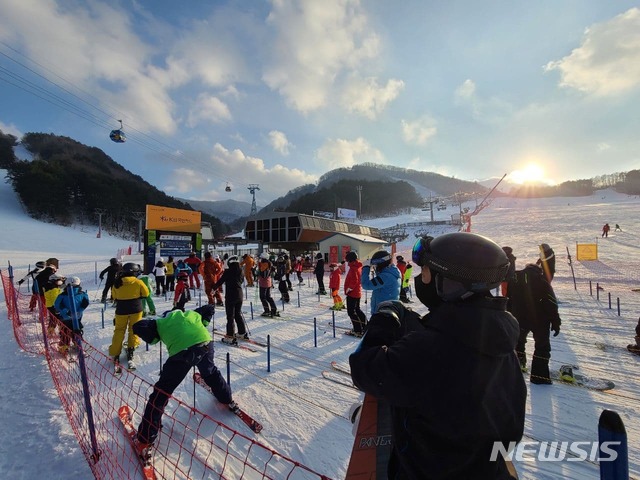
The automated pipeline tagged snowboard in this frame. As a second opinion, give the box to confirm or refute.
[345,394,393,479]
[598,410,628,480]
[551,365,615,391]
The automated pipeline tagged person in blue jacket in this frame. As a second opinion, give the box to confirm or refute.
[132,305,235,459]
[53,276,90,354]
[350,233,526,479]
[361,249,401,314]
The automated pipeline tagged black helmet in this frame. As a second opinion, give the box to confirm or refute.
[371,250,392,272]
[110,257,118,266]
[316,253,323,260]
[121,263,141,276]
[345,251,358,263]
[35,261,46,269]
[420,232,509,301]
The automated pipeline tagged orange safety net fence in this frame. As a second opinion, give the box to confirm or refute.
[1,268,330,480]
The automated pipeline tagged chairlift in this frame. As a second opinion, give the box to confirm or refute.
[225,182,232,192]
[109,120,126,143]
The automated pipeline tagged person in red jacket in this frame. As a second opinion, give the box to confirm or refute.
[173,272,191,311]
[184,252,202,289]
[329,263,344,311]
[343,251,367,336]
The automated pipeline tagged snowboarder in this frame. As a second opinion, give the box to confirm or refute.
[212,256,249,343]
[507,251,562,384]
[361,250,401,314]
[349,232,526,479]
[109,263,149,369]
[343,251,367,336]
[132,305,235,458]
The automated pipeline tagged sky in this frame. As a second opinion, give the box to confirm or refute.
[1,0,640,206]
[2,168,640,478]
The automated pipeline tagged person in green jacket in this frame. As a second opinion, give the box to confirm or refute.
[138,273,156,316]
[132,305,235,456]
[400,262,413,303]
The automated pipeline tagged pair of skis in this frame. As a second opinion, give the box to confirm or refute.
[322,361,358,390]
[193,372,263,433]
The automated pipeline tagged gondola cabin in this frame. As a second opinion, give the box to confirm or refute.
[110,120,126,143]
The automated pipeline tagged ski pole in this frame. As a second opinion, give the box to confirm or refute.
[93,278,104,302]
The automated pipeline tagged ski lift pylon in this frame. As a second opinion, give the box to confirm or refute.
[109,120,126,143]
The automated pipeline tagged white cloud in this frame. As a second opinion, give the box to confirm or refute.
[0,121,22,138]
[454,79,476,101]
[401,117,437,146]
[544,8,640,96]
[316,137,384,170]
[167,143,317,202]
[262,0,380,113]
[597,142,611,152]
[187,94,232,127]
[165,167,210,194]
[342,76,404,119]
[268,130,292,155]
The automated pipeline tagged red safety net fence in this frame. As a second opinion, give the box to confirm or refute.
[1,269,330,480]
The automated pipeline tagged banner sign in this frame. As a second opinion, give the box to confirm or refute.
[313,210,335,219]
[146,204,201,233]
[576,243,598,261]
[337,208,357,219]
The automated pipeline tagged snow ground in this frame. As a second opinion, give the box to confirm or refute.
[1,169,639,479]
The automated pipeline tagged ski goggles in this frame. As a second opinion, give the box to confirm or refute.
[411,236,434,267]
[370,253,392,266]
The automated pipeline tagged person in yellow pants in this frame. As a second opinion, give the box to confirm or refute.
[109,262,149,370]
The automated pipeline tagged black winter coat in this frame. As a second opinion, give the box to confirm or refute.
[507,264,561,333]
[350,295,526,480]
[212,265,243,303]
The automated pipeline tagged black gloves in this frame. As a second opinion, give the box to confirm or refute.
[551,322,560,337]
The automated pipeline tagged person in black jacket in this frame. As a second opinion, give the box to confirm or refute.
[313,253,326,295]
[350,233,526,479]
[507,253,562,385]
[212,256,249,343]
[99,258,121,303]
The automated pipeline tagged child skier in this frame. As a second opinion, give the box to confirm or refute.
[138,273,157,317]
[329,264,344,310]
[275,256,290,303]
[53,277,90,355]
[173,271,191,311]
[44,273,66,335]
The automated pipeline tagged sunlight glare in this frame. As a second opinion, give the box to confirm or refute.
[510,163,546,185]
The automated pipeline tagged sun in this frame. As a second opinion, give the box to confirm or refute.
[510,163,546,185]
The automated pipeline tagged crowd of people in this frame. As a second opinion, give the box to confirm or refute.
[17,234,620,479]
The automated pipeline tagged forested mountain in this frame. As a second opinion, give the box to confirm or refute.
[0,131,229,239]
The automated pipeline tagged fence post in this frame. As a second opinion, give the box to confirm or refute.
[617,298,621,316]
[589,281,593,296]
[608,292,612,309]
[267,335,271,372]
[313,318,317,347]
[226,352,231,386]
[597,283,600,301]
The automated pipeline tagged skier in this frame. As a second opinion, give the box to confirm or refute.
[275,255,290,303]
[349,232,526,479]
[329,263,344,310]
[400,262,413,303]
[165,256,176,292]
[173,271,191,311]
[536,243,556,283]
[53,277,90,354]
[34,258,59,303]
[200,251,223,305]
[507,250,562,384]
[240,254,255,287]
[16,260,45,311]
[212,256,249,344]
[293,256,304,285]
[109,263,149,369]
[152,259,167,296]
[133,305,235,459]
[44,273,66,334]
[602,223,610,237]
[283,254,293,291]
[314,253,327,295]
[615,223,622,232]
[99,258,121,303]
[138,273,156,317]
[343,251,367,336]
[361,250,401,314]
[257,255,278,317]
[184,252,202,289]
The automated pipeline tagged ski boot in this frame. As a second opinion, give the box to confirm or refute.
[260,311,271,317]
[271,311,280,317]
[228,401,240,414]
[221,335,237,345]
[235,332,250,340]
[126,347,136,370]
[135,441,153,464]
